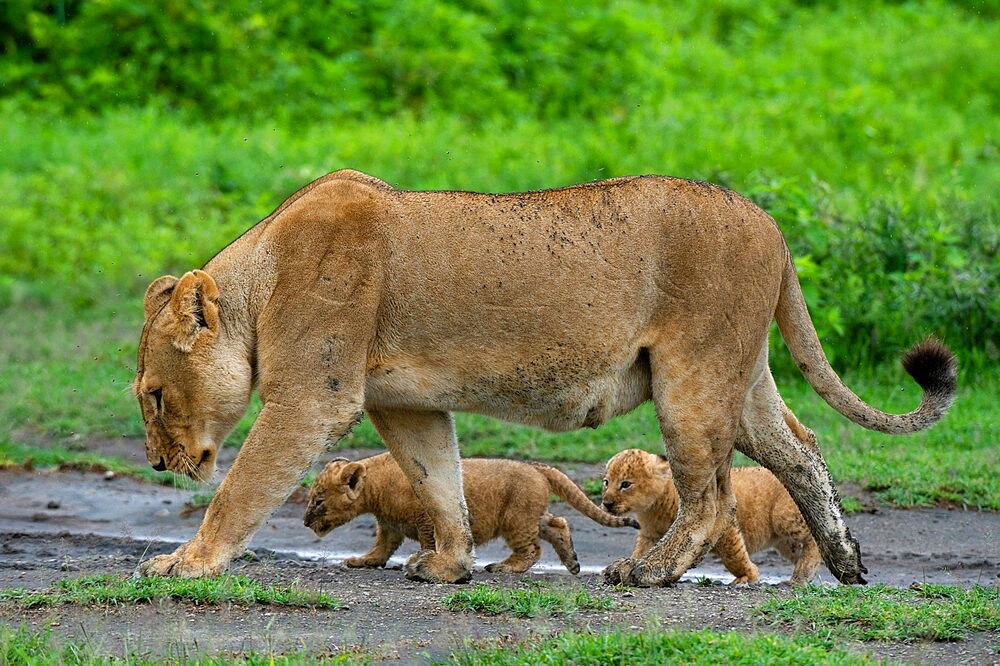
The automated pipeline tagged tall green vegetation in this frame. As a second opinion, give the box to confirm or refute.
[0,0,996,441]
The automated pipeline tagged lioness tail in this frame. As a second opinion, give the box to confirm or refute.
[776,253,957,434]
[530,463,639,529]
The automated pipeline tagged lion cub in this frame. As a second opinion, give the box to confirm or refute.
[305,452,638,574]
[602,449,821,586]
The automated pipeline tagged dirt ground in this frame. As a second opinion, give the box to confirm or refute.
[1,439,997,664]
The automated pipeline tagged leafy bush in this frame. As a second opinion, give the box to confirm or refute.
[1,0,996,365]
[3,0,998,124]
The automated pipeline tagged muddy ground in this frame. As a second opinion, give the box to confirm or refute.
[1,439,997,664]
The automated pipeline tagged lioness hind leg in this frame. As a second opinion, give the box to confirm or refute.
[539,513,581,575]
[367,408,474,584]
[713,525,760,585]
[604,349,747,587]
[736,363,866,585]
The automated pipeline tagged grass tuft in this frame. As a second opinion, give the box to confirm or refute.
[0,574,342,610]
[442,583,612,618]
[0,624,367,664]
[755,583,1000,642]
[441,628,884,665]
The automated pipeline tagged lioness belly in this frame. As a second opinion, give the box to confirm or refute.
[364,347,652,431]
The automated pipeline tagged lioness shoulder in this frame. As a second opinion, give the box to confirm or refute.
[305,452,636,574]
[602,449,821,585]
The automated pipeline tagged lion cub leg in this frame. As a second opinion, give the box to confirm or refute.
[771,494,822,586]
[712,525,760,585]
[538,513,581,575]
[484,526,543,574]
[345,521,405,569]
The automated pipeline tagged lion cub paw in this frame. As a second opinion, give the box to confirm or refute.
[404,549,473,584]
[344,556,386,569]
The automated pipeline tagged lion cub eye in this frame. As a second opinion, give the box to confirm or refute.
[602,478,609,487]
[619,481,632,490]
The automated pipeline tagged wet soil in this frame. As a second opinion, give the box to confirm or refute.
[0,440,997,664]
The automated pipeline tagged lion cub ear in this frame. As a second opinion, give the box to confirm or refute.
[169,270,220,353]
[651,454,673,480]
[341,462,367,500]
[144,275,179,320]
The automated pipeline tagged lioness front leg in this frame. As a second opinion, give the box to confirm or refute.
[345,521,405,568]
[368,408,474,584]
[140,401,361,577]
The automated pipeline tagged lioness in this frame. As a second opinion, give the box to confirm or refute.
[304,452,637,574]
[133,169,955,586]
[603,449,821,586]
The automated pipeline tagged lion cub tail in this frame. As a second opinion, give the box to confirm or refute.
[530,463,639,529]
[776,253,957,434]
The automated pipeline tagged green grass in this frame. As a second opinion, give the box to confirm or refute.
[0,438,195,489]
[442,583,613,618]
[0,625,367,665]
[756,583,1000,642]
[441,628,884,665]
[0,574,341,610]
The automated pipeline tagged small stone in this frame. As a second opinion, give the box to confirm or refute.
[103,470,116,481]
[155,508,170,518]
[46,500,61,510]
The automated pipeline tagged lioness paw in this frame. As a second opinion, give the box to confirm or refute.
[602,557,637,586]
[138,544,225,578]
[404,549,472,584]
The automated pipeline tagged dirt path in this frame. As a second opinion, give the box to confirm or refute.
[0,444,997,664]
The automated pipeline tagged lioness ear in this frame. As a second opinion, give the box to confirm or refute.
[342,462,366,499]
[169,269,220,352]
[144,275,179,320]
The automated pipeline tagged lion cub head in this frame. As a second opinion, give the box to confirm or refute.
[133,271,253,482]
[602,449,674,516]
[303,458,367,537]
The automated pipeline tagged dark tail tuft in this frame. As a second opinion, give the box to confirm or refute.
[901,338,957,396]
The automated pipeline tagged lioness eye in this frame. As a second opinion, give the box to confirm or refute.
[150,388,163,411]
[620,481,632,490]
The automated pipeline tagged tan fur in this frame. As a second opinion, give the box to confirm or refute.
[303,453,636,574]
[603,449,821,586]
[133,169,955,584]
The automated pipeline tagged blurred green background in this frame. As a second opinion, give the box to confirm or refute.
[1,0,997,507]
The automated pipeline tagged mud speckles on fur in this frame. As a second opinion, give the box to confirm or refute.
[327,377,340,392]
[414,459,429,479]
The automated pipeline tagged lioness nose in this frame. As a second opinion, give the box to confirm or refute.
[152,457,167,472]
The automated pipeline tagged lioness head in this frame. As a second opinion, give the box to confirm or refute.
[132,270,252,482]
[303,458,367,536]
[602,449,673,516]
